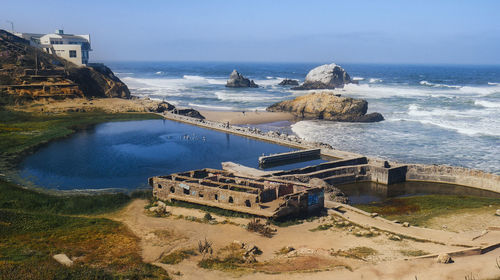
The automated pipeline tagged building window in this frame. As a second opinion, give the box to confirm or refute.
[157,184,162,189]
[170,187,175,193]
[183,188,189,195]
[69,50,77,58]
[228,196,234,203]
[245,200,251,207]
[214,194,218,200]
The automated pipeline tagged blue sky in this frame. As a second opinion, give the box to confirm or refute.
[1,0,500,64]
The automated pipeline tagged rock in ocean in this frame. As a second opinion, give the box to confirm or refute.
[226,70,258,88]
[267,91,384,122]
[292,63,353,90]
[278,79,299,86]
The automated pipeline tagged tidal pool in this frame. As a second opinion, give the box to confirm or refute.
[18,119,325,190]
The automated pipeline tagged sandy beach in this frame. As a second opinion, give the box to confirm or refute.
[11,98,296,125]
[198,110,295,125]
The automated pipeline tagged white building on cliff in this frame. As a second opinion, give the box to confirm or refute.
[15,30,91,66]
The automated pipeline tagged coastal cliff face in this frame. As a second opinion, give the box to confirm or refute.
[292,63,353,90]
[267,91,384,122]
[0,29,130,104]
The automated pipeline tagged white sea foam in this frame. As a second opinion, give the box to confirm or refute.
[214,91,284,102]
[419,80,461,89]
[474,100,500,108]
[369,78,383,83]
[155,71,163,75]
[488,82,499,86]
[352,77,365,81]
[187,103,236,111]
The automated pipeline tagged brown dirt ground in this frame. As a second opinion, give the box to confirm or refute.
[106,200,500,279]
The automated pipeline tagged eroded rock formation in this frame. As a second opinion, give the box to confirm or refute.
[226,70,258,88]
[292,63,353,90]
[267,91,384,122]
[278,79,299,86]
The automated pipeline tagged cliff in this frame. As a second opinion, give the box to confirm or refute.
[267,91,384,122]
[0,29,130,105]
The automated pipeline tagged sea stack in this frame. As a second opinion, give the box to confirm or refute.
[225,70,258,88]
[292,63,353,90]
[267,91,384,122]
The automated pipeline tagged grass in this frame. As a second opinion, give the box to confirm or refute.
[160,249,197,265]
[399,249,430,257]
[309,223,334,232]
[356,195,500,227]
[331,246,378,261]
[0,108,161,172]
[0,108,169,279]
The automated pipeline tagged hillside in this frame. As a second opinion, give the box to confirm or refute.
[0,29,130,105]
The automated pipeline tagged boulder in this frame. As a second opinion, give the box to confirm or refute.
[53,254,74,267]
[495,209,500,216]
[176,108,205,119]
[292,63,353,90]
[156,101,175,113]
[226,70,258,88]
[436,253,453,264]
[278,79,299,86]
[267,91,384,123]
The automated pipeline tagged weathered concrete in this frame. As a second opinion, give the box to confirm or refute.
[158,112,500,194]
[149,168,324,218]
[259,148,321,165]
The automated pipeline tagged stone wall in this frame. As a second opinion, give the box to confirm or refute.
[406,164,500,193]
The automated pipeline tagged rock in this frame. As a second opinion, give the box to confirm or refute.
[495,209,500,216]
[176,108,205,119]
[156,101,175,113]
[402,222,410,227]
[370,213,379,218]
[267,91,384,123]
[292,63,352,90]
[436,253,453,264]
[278,79,299,86]
[157,201,166,208]
[226,70,258,88]
[53,254,74,267]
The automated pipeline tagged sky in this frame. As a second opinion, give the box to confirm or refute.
[1,0,500,64]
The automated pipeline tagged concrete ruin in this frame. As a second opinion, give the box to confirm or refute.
[149,168,324,218]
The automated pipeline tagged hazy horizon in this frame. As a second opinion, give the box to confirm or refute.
[2,0,500,65]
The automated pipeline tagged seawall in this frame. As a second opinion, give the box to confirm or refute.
[159,112,500,193]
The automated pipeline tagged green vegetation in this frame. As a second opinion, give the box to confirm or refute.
[166,199,255,219]
[0,108,161,172]
[331,246,378,261]
[0,108,169,279]
[356,195,500,226]
[198,243,250,272]
[399,249,429,257]
[160,249,197,265]
[309,223,334,232]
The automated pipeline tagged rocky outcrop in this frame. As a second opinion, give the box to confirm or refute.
[0,29,131,103]
[267,91,384,122]
[292,63,353,90]
[155,101,175,113]
[176,108,205,120]
[67,64,130,98]
[278,79,299,86]
[226,70,258,88]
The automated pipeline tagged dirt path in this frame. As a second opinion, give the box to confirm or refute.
[105,200,500,279]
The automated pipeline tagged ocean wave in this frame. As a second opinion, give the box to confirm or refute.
[474,100,500,108]
[187,103,236,111]
[419,80,461,89]
[369,78,383,83]
[352,77,365,81]
[214,91,284,102]
[155,71,163,75]
[406,104,500,136]
[488,82,499,86]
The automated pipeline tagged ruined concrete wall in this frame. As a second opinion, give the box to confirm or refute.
[406,164,500,193]
[368,165,407,185]
[152,178,259,209]
[272,157,368,176]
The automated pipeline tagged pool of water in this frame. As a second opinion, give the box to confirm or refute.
[338,181,500,204]
[17,119,325,190]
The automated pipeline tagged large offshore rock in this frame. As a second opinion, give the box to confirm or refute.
[267,91,384,122]
[292,63,353,90]
[278,79,299,86]
[226,70,258,88]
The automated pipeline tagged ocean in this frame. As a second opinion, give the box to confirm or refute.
[107,62,500,174]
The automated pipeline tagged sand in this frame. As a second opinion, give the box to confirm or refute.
[12,98,296,125]
[198,110,296,125]
[105,200,500,280]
